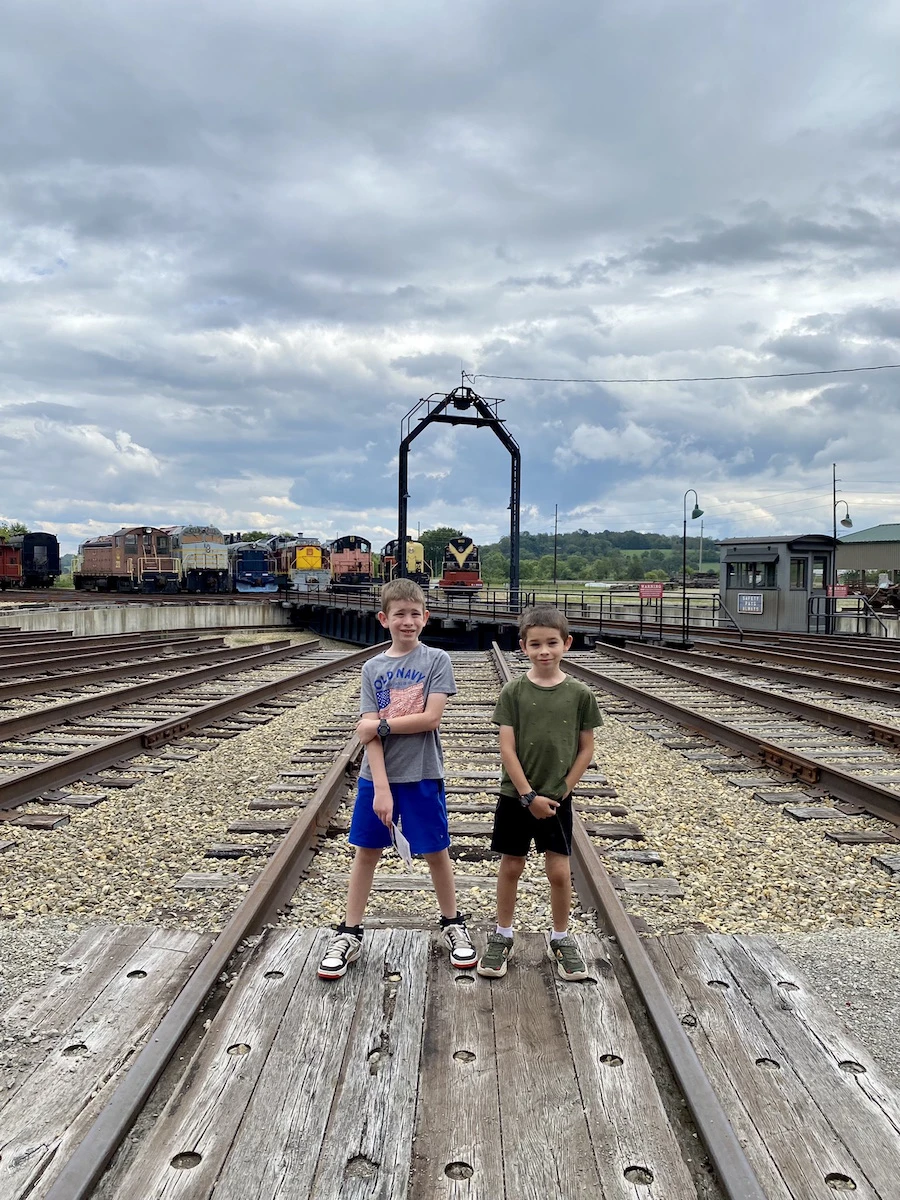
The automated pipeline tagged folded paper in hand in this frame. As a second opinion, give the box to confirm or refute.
[391,822,414,871]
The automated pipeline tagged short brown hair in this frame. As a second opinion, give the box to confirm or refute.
[380,578,428,615]
[519,604,569,641]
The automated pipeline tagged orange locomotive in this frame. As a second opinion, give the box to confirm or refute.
[73,527,180,592]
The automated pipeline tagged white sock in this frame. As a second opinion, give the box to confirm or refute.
[550,929,568,942]
[496,924,513,938]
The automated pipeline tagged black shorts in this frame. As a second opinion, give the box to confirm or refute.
[490,793,573,858]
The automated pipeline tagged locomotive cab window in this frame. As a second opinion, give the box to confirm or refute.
[790,558,808,589]
[124,535,138,554]
[143,532,153,551]
[157,536,170,553]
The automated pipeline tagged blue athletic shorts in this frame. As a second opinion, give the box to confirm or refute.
[348,778,450,856]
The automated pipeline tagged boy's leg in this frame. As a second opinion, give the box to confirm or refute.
[544,850,588,981]
[423,848,457,918]
[345,846,384,927]
[544,850,572,933]
[497,853,526,927]
[424,849,477,969]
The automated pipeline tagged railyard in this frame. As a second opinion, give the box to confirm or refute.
[0,607,899,1197]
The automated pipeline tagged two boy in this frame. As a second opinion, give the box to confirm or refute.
[318,582,601,982]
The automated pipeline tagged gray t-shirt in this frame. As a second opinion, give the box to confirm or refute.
[359,643,457,783]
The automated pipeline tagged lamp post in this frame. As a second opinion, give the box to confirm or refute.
[831,463,852,631]
[682,489,703,645]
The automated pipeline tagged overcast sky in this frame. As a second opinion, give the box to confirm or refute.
[3,0,899,553]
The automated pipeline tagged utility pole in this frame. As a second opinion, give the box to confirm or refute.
[553,504,558,585]
[698,520,703,572]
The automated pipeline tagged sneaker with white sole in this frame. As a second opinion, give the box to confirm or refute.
[476,932,514,978]
[317,927,362,980]
[547,934,588,981]
[441,918,478,969]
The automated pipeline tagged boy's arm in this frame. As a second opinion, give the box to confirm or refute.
[563,729,595,797]
[498,724,559,820]
[356,693,450,742]
[358,710,393,827]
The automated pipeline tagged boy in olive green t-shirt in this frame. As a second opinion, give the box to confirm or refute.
[477,605,602,981]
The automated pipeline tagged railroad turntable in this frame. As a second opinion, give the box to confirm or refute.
[1,639,899,1198]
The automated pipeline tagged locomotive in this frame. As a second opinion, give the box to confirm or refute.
[380,537,432,588]
[73,527,180,591]
[162,525,230,593]
[0,532,60,588]
[225,537,279,593]
[438,536,484,595]
[329,535,375,588]
[268,535,331,593]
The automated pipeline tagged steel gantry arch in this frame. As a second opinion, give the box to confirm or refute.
[396,387,521,607]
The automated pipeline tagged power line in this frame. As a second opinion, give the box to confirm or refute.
[467,363,900,385]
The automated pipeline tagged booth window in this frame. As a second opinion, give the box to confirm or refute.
[811,556,828,590]
[726,561,777,588]
[790,558,808,589]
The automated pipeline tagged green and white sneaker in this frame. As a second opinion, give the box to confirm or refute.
[548,934,589,981]
[476,932,514,978]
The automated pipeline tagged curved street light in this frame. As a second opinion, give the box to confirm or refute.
[682,490,703,645]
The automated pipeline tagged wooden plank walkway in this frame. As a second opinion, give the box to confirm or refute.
[2,927,899,1198]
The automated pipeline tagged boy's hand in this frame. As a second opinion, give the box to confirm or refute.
[373,787,394,827]
[356,718,380,744]
[529,794,559,820]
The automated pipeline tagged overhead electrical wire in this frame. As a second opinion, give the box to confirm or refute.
[465,363,900,385]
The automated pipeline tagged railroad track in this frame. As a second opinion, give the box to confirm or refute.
[0,638,383,823]
[2,645,897,1198]
[563,645,900,835]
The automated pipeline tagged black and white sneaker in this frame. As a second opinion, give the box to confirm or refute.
[318,926,363,980]
[441,916,478,970]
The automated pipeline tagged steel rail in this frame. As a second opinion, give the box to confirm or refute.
[691,637,900,684]
[0,639,320,744]
[0,631,211,667]
[585,642,900,744]
[42,648,381,1200]
[699,630,900,664]
[562,658,900,826]
[0,644,376,816]
[488,643,767,1200]
[0,639,261,702]
[634,640,900,706]
[0,637,226,681]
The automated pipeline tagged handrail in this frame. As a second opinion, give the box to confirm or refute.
[859,593,890,636]
[713,595,744,640]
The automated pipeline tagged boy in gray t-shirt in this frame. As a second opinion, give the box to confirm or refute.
[318,579,478,979]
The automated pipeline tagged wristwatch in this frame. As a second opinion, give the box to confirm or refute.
[377,718,391,738]
[518,790,537,808]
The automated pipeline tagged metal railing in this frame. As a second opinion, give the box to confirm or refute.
[807,593,891,637]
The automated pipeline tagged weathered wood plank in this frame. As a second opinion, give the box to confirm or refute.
[490,934,602,1197]
[724,935,900,1200]
[112,929,322,1198]
[555,932,697,1198]
[307,929,428,1199]
[653,934,888,1199]
[410,941,503,1198]
[0,929,210,1200]
[610,877,684,897]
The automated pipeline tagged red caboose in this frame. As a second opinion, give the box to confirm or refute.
[0,538,22,589]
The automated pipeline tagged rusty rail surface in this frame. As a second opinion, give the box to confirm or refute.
[488,643,767,1200]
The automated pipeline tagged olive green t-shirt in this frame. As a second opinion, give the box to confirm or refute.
[492,673,602,800]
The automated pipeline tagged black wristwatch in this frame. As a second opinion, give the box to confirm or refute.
[377,718,391,738]
[518,790,537,808]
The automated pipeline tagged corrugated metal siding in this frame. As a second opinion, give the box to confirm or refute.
[837,544,900,571]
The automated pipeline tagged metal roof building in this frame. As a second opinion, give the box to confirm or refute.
[836,524,900,574]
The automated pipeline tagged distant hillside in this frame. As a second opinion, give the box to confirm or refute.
[478,528,714,584]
